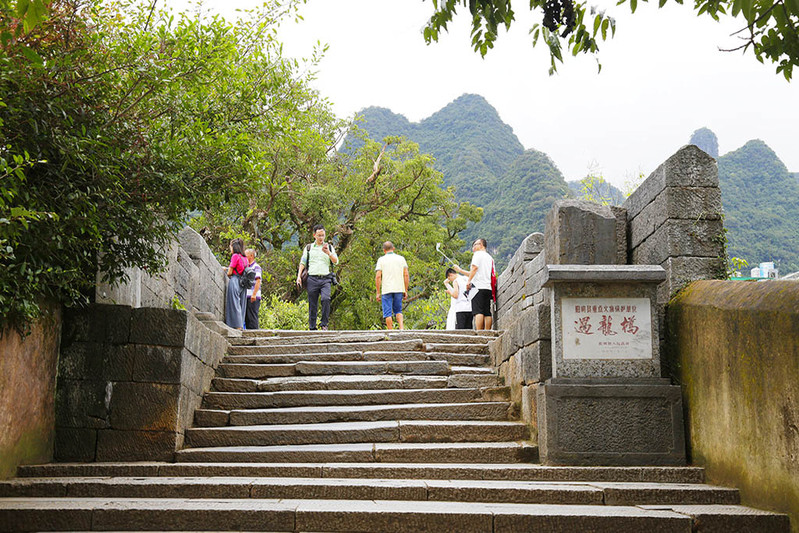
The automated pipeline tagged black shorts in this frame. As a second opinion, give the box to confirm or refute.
[471,289,492,317]
[455,311,473,329]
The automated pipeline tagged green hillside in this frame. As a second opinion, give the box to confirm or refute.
[350,94,560,266]
[718,140,799,272]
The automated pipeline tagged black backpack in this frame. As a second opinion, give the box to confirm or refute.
[240,264,257,290]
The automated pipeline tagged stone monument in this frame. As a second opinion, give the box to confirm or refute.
[537,264,686,466]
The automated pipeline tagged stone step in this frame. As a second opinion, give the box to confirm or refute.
[175,442,539,464]
[16,463,708,484]
[0,477,742,506]
[212,374,502,393]
[193,402,513,426]
[0,498,787,532]
[202,387,502,410]
[231,331,495,347]
[184,420,531,448]
[237,328,499,339]
[222,351,489,366]
[425,343,489,355]
[231,339,425,356]
[217,360,451,379]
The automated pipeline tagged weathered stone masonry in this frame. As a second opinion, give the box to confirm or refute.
[55,227,232,462]
[491,145,726,434]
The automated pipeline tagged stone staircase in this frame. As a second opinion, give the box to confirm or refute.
[0,330,789,531]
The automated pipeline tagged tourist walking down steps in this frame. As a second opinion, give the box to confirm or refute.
[225,238,248,330]
[296,224,338,331]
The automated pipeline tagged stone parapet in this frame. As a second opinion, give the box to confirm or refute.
[96,227,226,322]
[54,304,227,462]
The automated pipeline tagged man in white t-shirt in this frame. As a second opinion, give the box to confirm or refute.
[455,238,494,330]
[375,241,409,330]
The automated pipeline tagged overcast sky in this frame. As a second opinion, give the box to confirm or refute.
[185,0,798,187]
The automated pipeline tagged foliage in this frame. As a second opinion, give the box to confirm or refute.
[689,127,720,158]
[195,133,482,331]
[479,149,571,266]
[348,96,572,270]
[567,169,626,206]
[0,0,314,332]
[402,290,450,330]
[259,294,309,330]
[718,139,799,272]
[422,0,799,79]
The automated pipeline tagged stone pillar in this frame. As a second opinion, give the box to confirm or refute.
[536,265,686,466]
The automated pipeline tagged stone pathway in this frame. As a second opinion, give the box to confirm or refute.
[0,329,790,531]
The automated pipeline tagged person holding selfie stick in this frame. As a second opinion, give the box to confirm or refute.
[296,224,338,330]
[453,238,493,330]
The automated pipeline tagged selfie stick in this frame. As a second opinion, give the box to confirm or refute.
[435,243,456,265]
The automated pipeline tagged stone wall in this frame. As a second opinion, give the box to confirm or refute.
[55,304,228,462]
[491,145,726,435]
[623,145,726,304]
[0,304,61,479]
[96,227,226,321]
[667,280,799,531]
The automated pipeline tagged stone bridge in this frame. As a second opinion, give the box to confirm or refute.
[0,145,797,531]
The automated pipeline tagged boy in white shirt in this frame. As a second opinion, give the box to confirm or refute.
[444,268,473,329]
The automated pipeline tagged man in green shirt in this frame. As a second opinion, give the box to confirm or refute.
[296,224,338,330]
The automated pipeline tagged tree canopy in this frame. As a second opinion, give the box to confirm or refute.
[423,0,799,79]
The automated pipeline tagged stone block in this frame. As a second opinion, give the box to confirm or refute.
[609,205,628,265]
[545,200,619,265]
[631,219,724,266]
[108,382,181,431]
[629,187,723,248]
[96,266,141,307]
[96,429,178,462]
[520,384,539,430]
[61,304,132,345]
[537,378,686,466]
[624,145,718,219]
[659,256,726,303]
[178,226,212,266]
[129,307,190,347]
[54,427,97,462]
[55,379,110,429]
[522,232,545,257]
[131,345,185,383]
[517,341,552,383]
[519,304,551,345]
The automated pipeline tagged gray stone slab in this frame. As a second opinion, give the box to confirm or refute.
[628,187,723,248]
[543,265,667,285]
[194,409,230,427]
[228,402,510,426]
[425,479,603,504]
[373,442,538,464]
[219,363,296,379]
[545,200,620,266]
[624,144,718,219]
[631,218,724,266]
[491,503,692,532]
[639,504,791,533]
[96,429,178,462]
[175,443,377,463]
[108,382,181,431]
[397,420,529,443]
[537,380,686,466]
[203,388,483,410]
[129,307,190,347]
[293,498,493,532]
[592,482,739,505]
[185,421,401,447]
[610,205,628,265]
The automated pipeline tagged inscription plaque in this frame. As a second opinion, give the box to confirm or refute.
[561,297,652,360]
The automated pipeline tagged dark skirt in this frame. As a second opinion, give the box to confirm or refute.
[225,274,247,328]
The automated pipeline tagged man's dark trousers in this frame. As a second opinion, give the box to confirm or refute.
[307,275,331,330]
[245,298,261,330]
